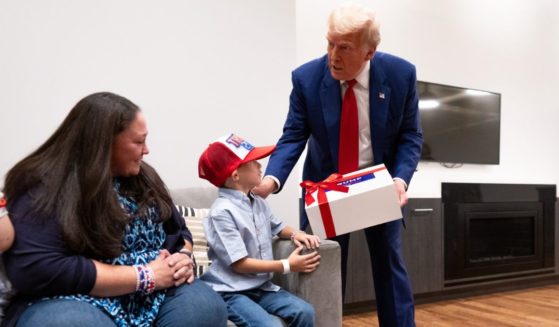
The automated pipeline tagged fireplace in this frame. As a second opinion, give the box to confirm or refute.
[442,183,556,286]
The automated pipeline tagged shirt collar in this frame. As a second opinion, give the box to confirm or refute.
[218,187,252,202]
[343,60,370,89]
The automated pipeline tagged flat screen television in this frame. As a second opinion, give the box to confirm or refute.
[417,81,501,165]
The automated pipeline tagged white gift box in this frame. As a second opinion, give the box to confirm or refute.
[302,164,402,239]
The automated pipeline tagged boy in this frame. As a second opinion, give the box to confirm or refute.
[198,133,320,327]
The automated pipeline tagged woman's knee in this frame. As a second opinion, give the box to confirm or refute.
[157,281,227,327]
[187,281,227,319]
[17,300,114,327]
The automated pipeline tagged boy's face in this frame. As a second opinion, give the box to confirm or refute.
[235,160,263,189]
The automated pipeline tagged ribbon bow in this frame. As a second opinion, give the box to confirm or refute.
[300,173,349,206]
[300,173,349,239]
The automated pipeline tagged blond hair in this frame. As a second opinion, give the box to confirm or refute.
[328,3,381,49]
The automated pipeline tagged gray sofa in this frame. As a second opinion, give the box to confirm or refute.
[170,187,342,327]
[0,187,342,327]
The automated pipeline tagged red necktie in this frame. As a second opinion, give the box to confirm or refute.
[338,79,359,174]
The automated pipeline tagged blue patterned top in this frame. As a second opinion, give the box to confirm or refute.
[47,180,167,326]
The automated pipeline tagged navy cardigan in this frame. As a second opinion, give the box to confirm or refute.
[1,191,192,327]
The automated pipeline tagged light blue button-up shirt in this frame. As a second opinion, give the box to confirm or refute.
[201,188,286,292]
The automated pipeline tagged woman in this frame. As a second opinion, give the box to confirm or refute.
[2,92,227,327]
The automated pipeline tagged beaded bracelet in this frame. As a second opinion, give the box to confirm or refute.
[0,196,7,217]
[134,264,156,294]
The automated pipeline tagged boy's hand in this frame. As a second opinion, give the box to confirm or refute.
[293,232,321,250]
[287,246,320,273]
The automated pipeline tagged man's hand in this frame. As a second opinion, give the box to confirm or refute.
[252,176,277,199]
[394,179,408,207]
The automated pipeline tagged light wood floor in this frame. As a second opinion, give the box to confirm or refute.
[342,284,559,326]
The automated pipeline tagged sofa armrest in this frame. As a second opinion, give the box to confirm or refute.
[272,238,341,327]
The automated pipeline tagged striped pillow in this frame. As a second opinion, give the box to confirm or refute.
[175,205,212,277]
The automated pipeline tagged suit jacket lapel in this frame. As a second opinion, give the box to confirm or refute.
[369,56,390,164]
[320,69,342,165]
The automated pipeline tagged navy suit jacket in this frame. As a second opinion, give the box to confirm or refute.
[265,52,423,227]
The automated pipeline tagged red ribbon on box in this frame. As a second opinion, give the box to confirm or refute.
[300,173,349,238]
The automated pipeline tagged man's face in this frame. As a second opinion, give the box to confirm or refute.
[327,30,375,81]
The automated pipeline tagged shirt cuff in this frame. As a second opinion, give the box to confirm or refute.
[392,177,408,191]
[264,175,281,193]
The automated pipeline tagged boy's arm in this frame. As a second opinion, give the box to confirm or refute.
[232,248,320,275]
[231,257,285,274]
[277,226,321,250]
[263,198,320,249]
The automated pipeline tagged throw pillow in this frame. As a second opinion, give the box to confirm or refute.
[175,205,211,277]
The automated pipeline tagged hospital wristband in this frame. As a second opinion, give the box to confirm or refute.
[281,259,290,274]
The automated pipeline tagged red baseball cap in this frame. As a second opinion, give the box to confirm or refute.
[198,133,276,187]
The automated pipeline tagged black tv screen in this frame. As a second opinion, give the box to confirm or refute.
[418,81,501,164]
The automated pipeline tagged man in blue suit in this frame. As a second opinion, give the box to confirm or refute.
[253,3,422,326]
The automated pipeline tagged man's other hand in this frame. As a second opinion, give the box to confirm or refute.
[394,179,408,207]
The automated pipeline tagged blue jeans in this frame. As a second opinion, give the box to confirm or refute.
[16,280,227,327]
[220,289,315,327]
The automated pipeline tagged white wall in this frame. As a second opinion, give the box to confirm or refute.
[1,0,558,229]
[0,0,301,226]
[296,0,559,198]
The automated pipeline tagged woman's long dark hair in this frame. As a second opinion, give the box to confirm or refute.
[4,92,173,259]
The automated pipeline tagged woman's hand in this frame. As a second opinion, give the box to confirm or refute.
[165,251,195,286]
[287,246,320,273]
[148,249,194,290]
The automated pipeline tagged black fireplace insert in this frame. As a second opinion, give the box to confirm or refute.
[442,183,556,286]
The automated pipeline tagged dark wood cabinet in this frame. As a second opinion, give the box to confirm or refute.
[344,198,443,304]
[343,193,559,310]
[401,198,443,295]
[345,229,375,303]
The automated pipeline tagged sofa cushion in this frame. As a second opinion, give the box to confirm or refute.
[175,205,212,277]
